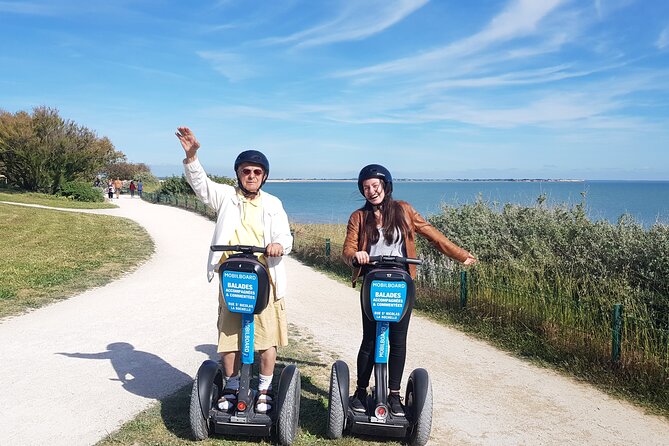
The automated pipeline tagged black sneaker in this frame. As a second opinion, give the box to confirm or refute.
[388,393,405,416]
[350,388,367,413]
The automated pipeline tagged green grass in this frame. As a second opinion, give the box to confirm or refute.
[96,324,400,446]
[0,202,153,318]
[0,190,116,209]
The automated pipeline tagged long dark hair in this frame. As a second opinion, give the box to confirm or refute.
[361,188,410,247]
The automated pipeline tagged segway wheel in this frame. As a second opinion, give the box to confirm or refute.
[406,368,433,446]
[189,373,216,441]
[326,361,348,439]
[277,365,301,445]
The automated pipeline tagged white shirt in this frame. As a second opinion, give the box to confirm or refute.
[183,158,293,299]
[369,227,405,257]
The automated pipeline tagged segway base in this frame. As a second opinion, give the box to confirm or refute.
[210,409,273,437]
[347,406,410,438]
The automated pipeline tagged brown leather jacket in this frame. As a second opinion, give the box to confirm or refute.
[343,200,472,286]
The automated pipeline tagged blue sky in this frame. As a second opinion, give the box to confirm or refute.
[1,0,669,180]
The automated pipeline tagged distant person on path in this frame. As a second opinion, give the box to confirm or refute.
[107,180,114,200]
[137,179,143,198]
[113,178,122,199]
[176,126,293,414]
[343,164,477,417]
[129,180,136,198]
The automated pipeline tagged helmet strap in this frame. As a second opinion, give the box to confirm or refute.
[236,175,265,198]
[237,178,260,199]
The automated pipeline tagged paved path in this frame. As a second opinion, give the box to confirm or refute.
[1,197,668,446]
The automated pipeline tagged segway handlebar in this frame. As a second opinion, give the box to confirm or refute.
[352,255,422,267]
[210,244,266,254]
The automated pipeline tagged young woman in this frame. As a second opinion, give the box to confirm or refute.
[343,164,477,416]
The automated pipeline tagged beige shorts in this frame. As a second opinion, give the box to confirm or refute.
[216,292,288,353]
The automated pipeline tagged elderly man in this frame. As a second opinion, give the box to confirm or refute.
[176,127,292,414]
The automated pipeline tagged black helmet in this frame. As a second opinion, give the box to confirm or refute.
[234,150,270,175]
[357,164,393,196]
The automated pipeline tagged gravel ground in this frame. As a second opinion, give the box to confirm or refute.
[1,196,667,446]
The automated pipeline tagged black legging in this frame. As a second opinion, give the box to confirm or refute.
[356,291,412,391]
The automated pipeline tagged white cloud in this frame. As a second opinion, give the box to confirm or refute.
[263,0,428,48]
[593,0,636,20]
[656,26,669,50]
[335,0,568,79]
[196,51,256,81]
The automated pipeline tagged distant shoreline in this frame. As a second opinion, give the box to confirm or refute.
[266,178,585,183]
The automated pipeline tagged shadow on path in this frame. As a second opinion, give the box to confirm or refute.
[57,342,225,440]
[58,342,192,400]
[194,343,219,362]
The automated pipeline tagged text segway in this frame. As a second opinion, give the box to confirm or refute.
[326,255,433,446]
[189,245,300,445]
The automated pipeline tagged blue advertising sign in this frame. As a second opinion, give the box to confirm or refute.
[241,314,254,364]
[375,321,390,363]
[222,270,259,314]
[370,280,407,322]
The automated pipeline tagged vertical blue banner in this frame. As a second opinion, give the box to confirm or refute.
[375,321,390,363]
[241,314,254,364]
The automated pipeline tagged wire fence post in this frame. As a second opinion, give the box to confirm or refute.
[612,303,623,364]
[460,271,468,308]
[325,238,331,257]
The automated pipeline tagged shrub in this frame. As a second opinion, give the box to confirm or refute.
[158,174,235,195]
[158,175,192,195]
[58,181,104,202]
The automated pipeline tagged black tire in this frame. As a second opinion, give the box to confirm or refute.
[189,374,216,441]
[406,370,433,446]
[326,363,346,439]
[277,366,301,445]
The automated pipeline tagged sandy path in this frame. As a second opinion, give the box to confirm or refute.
[1,197,668,446]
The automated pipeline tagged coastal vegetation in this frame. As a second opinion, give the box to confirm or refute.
[157,174,235,196]
[0,106,159,199]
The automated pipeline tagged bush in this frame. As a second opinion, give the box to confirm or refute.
[58,181,104,202]
[158,175,193,195]
[158,174,235,195]
[421,197,669,327]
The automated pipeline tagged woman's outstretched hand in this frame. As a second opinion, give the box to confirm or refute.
[463,254,477,266]
[176,126,200,162]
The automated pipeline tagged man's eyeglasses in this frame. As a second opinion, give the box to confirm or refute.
[240,168,264,176]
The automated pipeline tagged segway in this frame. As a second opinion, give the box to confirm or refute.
[326,255,433,446]
[189,245,301,445]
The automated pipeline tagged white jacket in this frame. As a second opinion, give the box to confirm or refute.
[183,158,293,299]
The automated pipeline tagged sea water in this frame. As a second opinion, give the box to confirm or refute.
[263,180,669,227]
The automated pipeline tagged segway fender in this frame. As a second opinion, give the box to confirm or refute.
[196,360,223,419]
[407,368,430,417]
[276,364,298,413]
[333,360,350,410]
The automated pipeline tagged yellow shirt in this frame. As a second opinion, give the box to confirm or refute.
[218,190,277,297]
[219,189,264,257]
